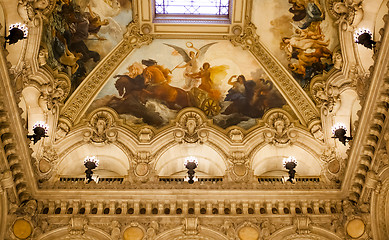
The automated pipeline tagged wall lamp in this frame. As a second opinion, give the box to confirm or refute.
[184,156,198,184]
[5,23,28,45]
[283,156,297,183]
[84,156,99,183]
[332,123,353,145]
[27,121,49,144]
[354,28,376,49]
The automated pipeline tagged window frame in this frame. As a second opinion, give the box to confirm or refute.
[152,0,233,24]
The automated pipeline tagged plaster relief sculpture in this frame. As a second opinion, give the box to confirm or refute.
[227,151,254,183]
[229,128,244,143]
[310,124,324,142]
[350,65,370,103]
[328,0,364,27]
[332,51,343,70]
[294,216,311,234]
[0,171,17,204]
[330,218,345,237]
[131,151,155,183]
[259,220,276,239]
[264,112,297,146]
[183,218,199,235]
[145,221,159,240]
[321,148,344,183]
[238,222,260,240]
[84,110,117,144]
[38,47,49,66]
[68,216,88,235]
[110,221,121,240]
[34,146,59,182]
[310,78,340,116]
[175,111,208,144]
[40,79,69,113]
[55,121,70,141]
[138,127,154,143]
[221,220,235,240]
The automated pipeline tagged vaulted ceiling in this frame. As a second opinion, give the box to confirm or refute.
[0,0,388,239]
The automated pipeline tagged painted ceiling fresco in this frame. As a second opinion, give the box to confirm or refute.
[252,0,338,89]
[41,0,133,93]
[88,40,289,129]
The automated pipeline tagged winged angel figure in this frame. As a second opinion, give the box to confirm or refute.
[164,42,222,90]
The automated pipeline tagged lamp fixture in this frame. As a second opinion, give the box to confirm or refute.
[184,156,198,184]
[84,156,99,183]
[354,28,376,49]
[331,123,353,145]
[283,156,297,183]
[5,23,28,45]
[27,121,49,144]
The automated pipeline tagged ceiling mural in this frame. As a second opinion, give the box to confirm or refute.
[41,0,133,93]
[252,0,338,89]
[87,40,289,129]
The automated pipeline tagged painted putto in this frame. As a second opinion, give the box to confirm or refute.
[252,0,337,90]
[280,0,333,88]
[89,40,288,129]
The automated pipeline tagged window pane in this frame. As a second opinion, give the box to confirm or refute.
[155,0,230,15]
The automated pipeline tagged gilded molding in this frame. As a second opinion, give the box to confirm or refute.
[227,21,320,127]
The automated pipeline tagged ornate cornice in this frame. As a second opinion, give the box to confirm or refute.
[0,46,35,202]
[344,1,389,202]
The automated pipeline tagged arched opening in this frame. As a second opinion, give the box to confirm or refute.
[155,144,227,178]
[57,143,129,177]
[252,144,322,177]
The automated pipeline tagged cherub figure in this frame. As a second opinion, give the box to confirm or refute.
[164,42,217,90]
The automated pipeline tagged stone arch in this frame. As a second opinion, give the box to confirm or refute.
[154,143,227,178]
[269,226,343,240]
[57,142,130,177]
[251,143,323,177]
[155,226,228,240]
[37,226,112,240]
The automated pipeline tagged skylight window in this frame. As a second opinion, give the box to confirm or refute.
[155,0,230,16]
